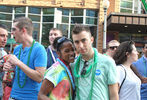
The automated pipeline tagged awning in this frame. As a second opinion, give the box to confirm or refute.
[107,13,147,34]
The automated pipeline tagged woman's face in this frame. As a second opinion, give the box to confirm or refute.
[128,44,139,62]
[58,42,75,65]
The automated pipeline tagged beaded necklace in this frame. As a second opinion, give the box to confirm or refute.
[74,48,98,100]
[17,40,35,88]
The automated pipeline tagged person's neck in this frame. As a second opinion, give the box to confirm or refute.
[22,37,34,49]
[82,48,94,61]
[122,61,131,68]
[144,54,147,58]
[50,45,55,51]
[105,52,113,57]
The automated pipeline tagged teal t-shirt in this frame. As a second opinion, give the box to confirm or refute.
[72,48,117,100]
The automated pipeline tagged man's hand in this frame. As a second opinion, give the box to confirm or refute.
[3,61,15,71]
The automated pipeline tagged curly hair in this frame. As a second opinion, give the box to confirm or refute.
[113,41,135,65]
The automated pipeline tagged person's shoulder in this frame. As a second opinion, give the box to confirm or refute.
[13,44,21,52]
[33,42,46,50]
[98,53,114,62]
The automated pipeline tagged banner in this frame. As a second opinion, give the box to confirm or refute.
[141,0,147,13]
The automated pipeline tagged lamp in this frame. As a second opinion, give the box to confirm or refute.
[103,0,110,49]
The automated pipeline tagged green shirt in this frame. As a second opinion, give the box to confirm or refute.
[72,48,117,100]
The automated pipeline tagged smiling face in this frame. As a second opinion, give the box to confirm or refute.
[49,30,62,45]
[57,41,75,65]
[0,27,8,48]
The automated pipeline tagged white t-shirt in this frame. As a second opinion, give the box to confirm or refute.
[117,65,141,100]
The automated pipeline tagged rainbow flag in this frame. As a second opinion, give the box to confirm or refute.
[141,0,147,13]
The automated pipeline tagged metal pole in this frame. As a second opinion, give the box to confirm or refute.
[103,7,107,49]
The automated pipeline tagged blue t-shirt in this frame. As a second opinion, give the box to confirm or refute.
[133,55,147,100]
[10,42,47,100]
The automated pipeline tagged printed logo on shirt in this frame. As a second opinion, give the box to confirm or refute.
[95,69,101,75]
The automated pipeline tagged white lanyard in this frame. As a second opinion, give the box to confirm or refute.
[49,46,57,63]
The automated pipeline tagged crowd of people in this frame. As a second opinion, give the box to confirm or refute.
[0,16,146,100]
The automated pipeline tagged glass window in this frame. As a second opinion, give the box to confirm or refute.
[86,18,97,25]
[42,24,53,47]
[0,21,12,32]
[120,8,132,13]
[120,1,133,8]
[43,8,54,14]
[43,16,54,22]
[57,24,68,37]
[15,7,25,13]
[134,0,139,11]
[33,23,40,40]
[62,16,69,23]
[0,13,12,20]
[29,7,41,14]
[71,9,83,16]
[57,8,69,15]
[62,9,69,15]
[71,17,83,24]
[0,6,12,13]
[15,14,25,18]
[29,15,40,22]
[86,10,98,17]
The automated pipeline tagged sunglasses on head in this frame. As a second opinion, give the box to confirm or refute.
[57,37,67,44]
[109,46,118,50]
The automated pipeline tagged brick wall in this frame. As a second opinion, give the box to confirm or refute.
[0,0,99,9]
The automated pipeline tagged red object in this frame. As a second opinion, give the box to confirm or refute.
[3,86,12,100]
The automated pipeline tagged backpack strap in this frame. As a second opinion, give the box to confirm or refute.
[119,64,127,93]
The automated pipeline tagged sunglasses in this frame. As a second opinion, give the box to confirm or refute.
[109,46,118,50]
[81,61,89,75]
[57,37,67,44]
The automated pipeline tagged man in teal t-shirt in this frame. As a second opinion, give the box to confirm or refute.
[71,24,118,100]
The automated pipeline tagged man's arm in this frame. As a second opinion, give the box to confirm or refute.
[3,54,46,83]
[130,64,147,83]
[109,83,119,100]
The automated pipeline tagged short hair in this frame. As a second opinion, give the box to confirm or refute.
[0,24,7,30]
[113,41,135,65]
[49,28,62,35]
[13,17,33,35]
[72,24,91,36]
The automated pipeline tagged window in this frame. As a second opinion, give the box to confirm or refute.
[0,13,12,20]
[86,10,98,17]
[29,7,41,14]
[15,7,25,13]
[0,6,12,13]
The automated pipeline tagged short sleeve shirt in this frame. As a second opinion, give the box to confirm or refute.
[73,49,117,100]
[44,61,72,100]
